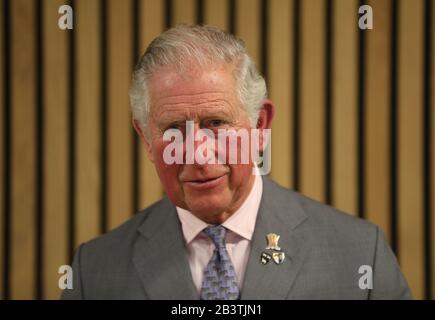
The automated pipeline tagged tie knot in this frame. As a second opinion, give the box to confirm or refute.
[204,225,226,248]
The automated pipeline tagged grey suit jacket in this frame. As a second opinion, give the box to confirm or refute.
[62,177,412,299]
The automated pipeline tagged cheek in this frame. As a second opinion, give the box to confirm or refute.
[228,163,253,188]
[152,142,182,196]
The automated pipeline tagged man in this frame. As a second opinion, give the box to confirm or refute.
[62,25,411,300]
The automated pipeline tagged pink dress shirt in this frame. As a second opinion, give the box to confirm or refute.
[176,172,263,296]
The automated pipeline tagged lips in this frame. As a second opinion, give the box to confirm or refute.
[186,176,221,183]
[182,174,226,190]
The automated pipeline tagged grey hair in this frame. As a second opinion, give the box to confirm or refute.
[129,24,267,135]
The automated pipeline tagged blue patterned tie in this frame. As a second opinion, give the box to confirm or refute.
[200,225,240,300]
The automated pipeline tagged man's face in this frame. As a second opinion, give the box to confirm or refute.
[141,63,256,223]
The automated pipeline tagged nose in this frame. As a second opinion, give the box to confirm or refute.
[184,121,216,165]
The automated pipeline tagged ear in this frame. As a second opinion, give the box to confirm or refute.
[255,99,274,152]
[132,118,155,163]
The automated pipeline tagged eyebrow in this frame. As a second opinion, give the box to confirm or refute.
[155,109,234,125]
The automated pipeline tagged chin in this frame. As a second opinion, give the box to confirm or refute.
[186,197,230,218]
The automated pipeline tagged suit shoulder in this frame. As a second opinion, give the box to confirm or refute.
[297,190,375,232]
[78,197,169,254]
[265,177,378,242]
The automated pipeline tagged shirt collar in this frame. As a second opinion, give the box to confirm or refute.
[176,170,263,244]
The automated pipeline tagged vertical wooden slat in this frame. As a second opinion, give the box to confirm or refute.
[423,0,433,300]
[172,0,197,25]
[10,0,36,299]
[139,0,165,54]
[431,0,435,300]
[204,0,228,31]
[299,0,325,202]
[0,0,4,301]
[365,0,392,241]
[235,0,261,68]
[75,0,102,245]
[138,0,164,209]
[42,0,69,299]
[398,0,424,299]
[332,0,358,215]
[269,0,293,188]
[107,0,133,230]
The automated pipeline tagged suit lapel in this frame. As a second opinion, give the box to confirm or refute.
[131,177,312,300]
[241,177,312,299]
[132,198,197,300]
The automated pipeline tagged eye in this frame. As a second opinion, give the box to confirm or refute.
[165,122,183,131]
[206,119,226,127]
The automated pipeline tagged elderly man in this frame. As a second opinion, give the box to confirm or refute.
[62,25,411,300]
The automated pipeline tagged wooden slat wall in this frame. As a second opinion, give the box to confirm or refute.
[42,0,69,300]
[204,0,229,31]
[0,0,4,301]
[107,0,133,231]
[398,0,425,299]
[138,0,164,209]
[75,0,101,247]
[332,0,358,216]
[269,0,293,188]
[10,0,37,299]
[173,0,196,25]
[300,0,326,202]
[236,0,261,68]
[432,0,435,298]
[365,0,392,243]
[1,0,434,300]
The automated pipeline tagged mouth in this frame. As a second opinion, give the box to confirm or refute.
[183,174,226,190]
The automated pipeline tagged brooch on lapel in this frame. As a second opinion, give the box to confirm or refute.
[260,233,285,265]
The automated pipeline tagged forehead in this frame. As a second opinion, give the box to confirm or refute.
[147,63,240,117]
